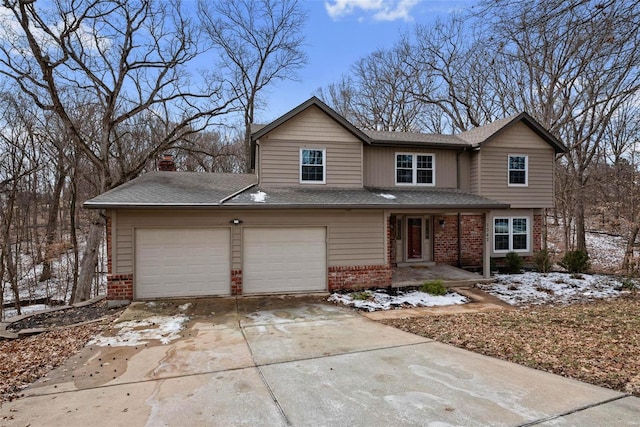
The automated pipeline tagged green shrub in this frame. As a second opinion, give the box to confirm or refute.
[559,250,590,273]
[420,279,447,296]
[351,291,371,300]
[533,249,553,273]
[505,252,523,274]
[621,277,638,292]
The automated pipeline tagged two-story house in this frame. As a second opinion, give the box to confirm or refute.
[85,97,566,302]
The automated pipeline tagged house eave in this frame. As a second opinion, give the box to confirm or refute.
[85,202,510,210]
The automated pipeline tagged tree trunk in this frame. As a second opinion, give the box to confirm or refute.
[39,163,66,282]
[575,195,587,252]
[5,242,21,315]
[244,122,252,173]
[74,214,104,302]
[623,223,639,273]
[69,177,79,304]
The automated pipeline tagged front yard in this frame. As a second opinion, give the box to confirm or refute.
[382,296,640,397]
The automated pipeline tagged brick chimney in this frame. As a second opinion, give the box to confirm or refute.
[158,153,176,171]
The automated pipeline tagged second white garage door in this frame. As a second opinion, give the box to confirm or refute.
[135,228,230,298]
[243,227,326,294]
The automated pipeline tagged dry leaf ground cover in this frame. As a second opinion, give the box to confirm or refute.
[382,295,640,396]
[0,314,120,403]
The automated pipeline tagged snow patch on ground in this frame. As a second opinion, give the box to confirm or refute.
[329,290,468,312]
[2,239,107,320]
[377,193,396,200]
[585,232,627,271]
[2,304,49,319]
[87,315,189,346]
[478,272,622,306]
[250,191,267,202]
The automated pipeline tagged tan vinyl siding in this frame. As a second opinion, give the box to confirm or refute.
[363,146,458,188]
[470,151,479,194]
[458,151,471,192]
[478,123,555,208]
[258,106,363,188]
[113,209,385,274]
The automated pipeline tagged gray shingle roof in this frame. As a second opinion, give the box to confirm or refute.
[251,98,566,153]
[364,130,468,147]
[84,171,257,208]
[84,172,508,210]
[225,186,508,209]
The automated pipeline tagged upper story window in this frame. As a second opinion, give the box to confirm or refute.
[300,148,326,184]
[494,217,529,253]
[395,153,434,186]
[508,155,528,186]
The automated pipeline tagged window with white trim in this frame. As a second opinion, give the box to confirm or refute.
[494,217,529,252]
[395,153,434,185]
[300,148,325,183]
[508,155,528,186]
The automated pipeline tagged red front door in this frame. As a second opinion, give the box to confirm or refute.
[407,218,422,260]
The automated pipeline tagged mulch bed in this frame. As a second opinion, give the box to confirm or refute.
[6,300,113,332]
[382,295,640,397]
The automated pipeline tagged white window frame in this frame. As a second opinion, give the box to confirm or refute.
[299,148,326,184]
[493,216,530,253]
[395,152,435,186]
[508,154,528,187]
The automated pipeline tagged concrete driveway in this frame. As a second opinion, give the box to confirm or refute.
[1,295,639,426]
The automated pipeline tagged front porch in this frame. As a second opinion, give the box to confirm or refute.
[392,264,494,288]
[388,212,492,280]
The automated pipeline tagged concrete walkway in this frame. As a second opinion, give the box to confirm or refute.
[1,296,638,426]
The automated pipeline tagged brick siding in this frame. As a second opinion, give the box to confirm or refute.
[328,265,392,291]
[533,214,542,253]
[434,214,484,267]
[107,273,133,300]
[231,269,242,295]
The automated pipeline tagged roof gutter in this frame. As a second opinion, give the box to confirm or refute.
[82,202,510,211]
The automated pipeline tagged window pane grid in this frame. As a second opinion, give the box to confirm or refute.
[396,153,433,185]
[508,155,527,185]
[494,217,528,252]
[301,149,324,182]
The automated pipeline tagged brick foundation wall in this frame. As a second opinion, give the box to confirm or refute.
[328,265,392,291]
[434,214,484,267]
[107,273,133,300]
[231,269,242,295]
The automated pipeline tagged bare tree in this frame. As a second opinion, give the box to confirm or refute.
[480,0,640,252]
[0,0,236,301]
[198,0,307,172]
[0,91,41,316]
[317,43,426,132]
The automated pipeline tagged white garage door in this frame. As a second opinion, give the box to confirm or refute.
[243,227,326,294]
[135,228,230,298]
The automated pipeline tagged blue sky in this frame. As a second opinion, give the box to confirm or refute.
[254,0,474,122]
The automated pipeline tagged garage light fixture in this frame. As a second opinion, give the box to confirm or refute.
[439,219,445,229]
[231,219,243,225]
